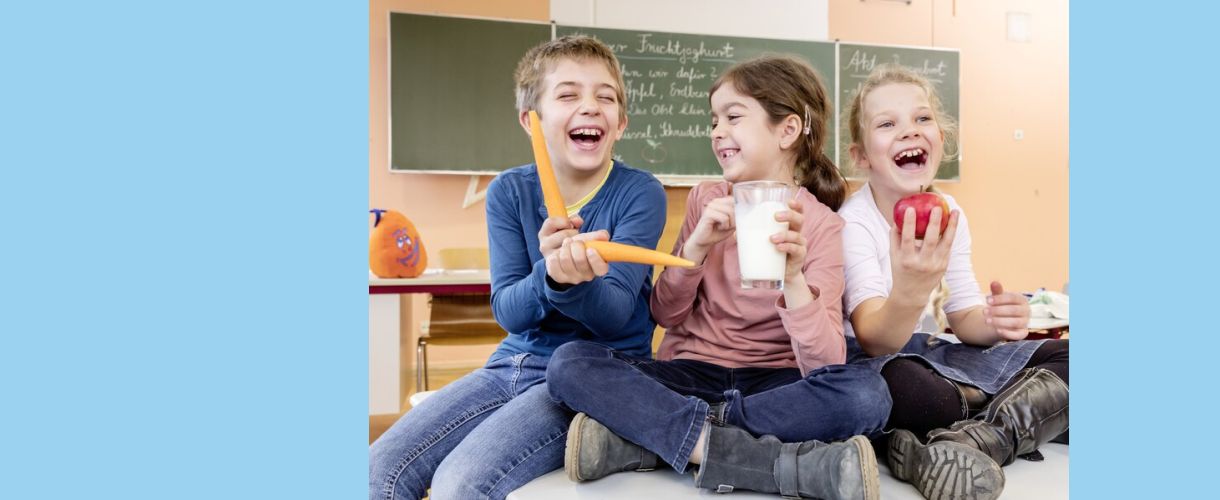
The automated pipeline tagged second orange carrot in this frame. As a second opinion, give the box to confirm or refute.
[585,240,695,268]
[528,110,568,219]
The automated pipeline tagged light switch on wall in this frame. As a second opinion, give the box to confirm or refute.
[1008,12,1031,43]
[1014,129,1025,140]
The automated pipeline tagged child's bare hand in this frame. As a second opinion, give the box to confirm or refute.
[538,214,584,258]
[772,199,806,281]
[546,230,610,285]
[682,195,735,263]
[889,206,960,303]
[985,281,1030,341]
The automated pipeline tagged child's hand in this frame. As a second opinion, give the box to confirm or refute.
[772,199,806,282]
[889,206,960,305]
[538,214,584,258]
[546,230,611,286]
[985,281,1030,341]
[682,195,735,264]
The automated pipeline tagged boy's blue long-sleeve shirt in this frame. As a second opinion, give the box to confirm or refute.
[486,160,666,359]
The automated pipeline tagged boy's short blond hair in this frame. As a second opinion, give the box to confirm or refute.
[514,35,627,121]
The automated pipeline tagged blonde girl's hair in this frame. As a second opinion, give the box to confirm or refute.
[845,64,960,175]
[932,276,950,333]
[709,55,847,211]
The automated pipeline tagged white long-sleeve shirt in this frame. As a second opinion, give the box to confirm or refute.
[839,183,985,337]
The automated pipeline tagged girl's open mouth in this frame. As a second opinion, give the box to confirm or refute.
[893,147,928,170]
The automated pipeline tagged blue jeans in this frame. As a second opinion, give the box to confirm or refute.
[369,353,571,500]
[547,341,891,473]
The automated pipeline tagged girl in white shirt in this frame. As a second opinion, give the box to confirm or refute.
[841,64,1069,500]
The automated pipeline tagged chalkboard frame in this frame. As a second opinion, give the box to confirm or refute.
[386,12,962,185]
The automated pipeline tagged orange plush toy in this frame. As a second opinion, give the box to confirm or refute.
[369,209,427,278]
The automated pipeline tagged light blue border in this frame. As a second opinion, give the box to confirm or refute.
[1072,2,1217,497]
[2,2,367,498]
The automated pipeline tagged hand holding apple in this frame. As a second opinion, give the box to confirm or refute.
[887,192,960,308]
[894,191,950,240]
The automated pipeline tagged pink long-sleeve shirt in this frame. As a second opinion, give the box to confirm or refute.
[652,181,846,376]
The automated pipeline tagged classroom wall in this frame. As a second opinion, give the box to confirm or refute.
[831,0,1070,296]
[551,0,828,40]
[370,0,548,379]
[370,0,1069,371]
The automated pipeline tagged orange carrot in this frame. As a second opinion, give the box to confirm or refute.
[585,240,695,268]
[528,110,568,219]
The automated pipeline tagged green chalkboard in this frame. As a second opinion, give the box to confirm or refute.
[390,13,549,173]
[388,14,962,183]
[837,43,961,181]
[554,26,836,181]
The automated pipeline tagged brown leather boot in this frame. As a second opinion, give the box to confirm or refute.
[927,368,1069,466]
[948,378,989,418]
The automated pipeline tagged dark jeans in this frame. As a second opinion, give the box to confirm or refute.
[547,341,892,473]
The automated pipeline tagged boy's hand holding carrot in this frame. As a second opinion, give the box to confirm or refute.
[546,230,611,286]
[539,214,585,258]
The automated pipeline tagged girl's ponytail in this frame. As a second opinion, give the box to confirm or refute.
[801,150,847,211]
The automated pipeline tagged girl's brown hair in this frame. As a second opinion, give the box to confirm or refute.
[709,55,846,211]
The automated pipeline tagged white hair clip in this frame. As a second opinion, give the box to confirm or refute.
[803,106,812,136]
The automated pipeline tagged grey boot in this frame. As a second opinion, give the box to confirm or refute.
[888,429,1005,500]
[694,424,879,500]
[564,413,659,482]
[926,368,1069,466]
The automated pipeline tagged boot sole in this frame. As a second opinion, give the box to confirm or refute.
[565,413,589,482]
[889,429,1004,500]
[848,435,882,500]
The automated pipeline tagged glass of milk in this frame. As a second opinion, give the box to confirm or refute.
[733,181,796,289]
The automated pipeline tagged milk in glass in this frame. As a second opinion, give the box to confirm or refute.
[732,181,795,289]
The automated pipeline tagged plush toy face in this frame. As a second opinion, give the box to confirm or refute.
[369,209,427,278]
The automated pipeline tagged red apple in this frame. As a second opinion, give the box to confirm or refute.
[894,192,950,240]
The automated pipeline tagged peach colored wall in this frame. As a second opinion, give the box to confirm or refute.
[830,0,1070,295]
[372,0,1069,372]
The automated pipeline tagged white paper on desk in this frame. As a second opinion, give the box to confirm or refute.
[1029,290,1069,320]
[443,269,482,275]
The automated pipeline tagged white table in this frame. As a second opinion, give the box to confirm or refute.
[368,269,490,414]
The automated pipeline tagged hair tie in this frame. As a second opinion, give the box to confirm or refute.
[803,106,812,136]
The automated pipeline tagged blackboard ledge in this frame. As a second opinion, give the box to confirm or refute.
[651,175,723,187]
[390,169,960,186]
[843,175,961,184]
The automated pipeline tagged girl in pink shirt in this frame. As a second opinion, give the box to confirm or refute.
[548,56,890,500]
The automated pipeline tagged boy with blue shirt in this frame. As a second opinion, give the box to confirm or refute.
[369,35,666,500]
